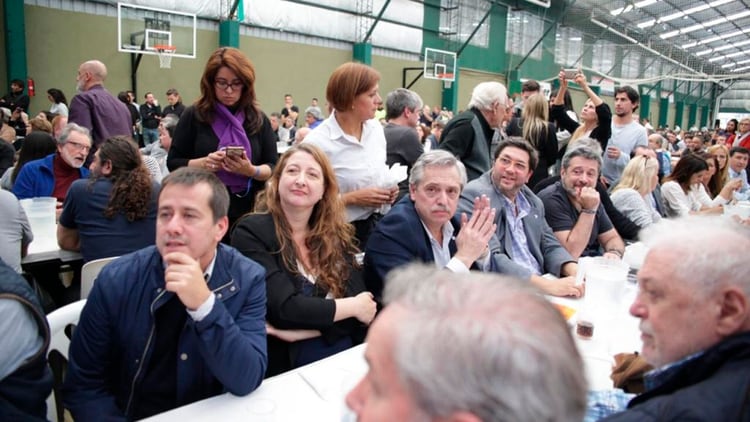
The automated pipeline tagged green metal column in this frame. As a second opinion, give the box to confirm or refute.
[700,106,710,129]
[3,0,27,87]
[674,101,684,129]
[639,93,651,122]
[508,69,521,97]
[219,20,240,47]
[659,98,669,129]
[352,43,372,65]
[688,103,697,129]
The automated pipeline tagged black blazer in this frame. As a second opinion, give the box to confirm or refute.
[231,213,367,376]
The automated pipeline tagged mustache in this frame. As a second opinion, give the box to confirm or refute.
[431,204,451,213]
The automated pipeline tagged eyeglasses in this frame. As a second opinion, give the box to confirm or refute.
[215,79,244,92]
[66,140,91,152]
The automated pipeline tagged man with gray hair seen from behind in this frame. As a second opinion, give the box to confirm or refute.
[439,81,509,181]
[600,216,750,421]
[364,150,496,302]
[384,88,424,201]
[346,264,587,421]
[69,60,132,161]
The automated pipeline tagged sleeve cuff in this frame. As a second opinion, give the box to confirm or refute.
[445,257,471,273]
[187,293,215,322]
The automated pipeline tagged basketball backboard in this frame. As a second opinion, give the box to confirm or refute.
[423,48,457,82]
[117,2,196,59]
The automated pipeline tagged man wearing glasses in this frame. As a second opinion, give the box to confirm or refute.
[12,123,91,200]
[69,60,132,161]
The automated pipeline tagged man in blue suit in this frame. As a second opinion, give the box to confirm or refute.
[458,137,582,297]
[364,150,496,301]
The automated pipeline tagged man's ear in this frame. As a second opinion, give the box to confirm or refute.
[101,160,113,176]
[409,184,417,201]
[715,287,750,337]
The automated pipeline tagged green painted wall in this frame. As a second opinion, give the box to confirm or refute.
[0,0,7,91]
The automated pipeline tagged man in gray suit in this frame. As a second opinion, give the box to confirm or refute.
[458,137,582,297]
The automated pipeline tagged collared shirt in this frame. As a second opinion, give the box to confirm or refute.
[584,389,635,422]
[304,110,389,222]
[184,252,218,322]
[419,220,470,273]
[728,167,749,194]
[643,350,704,392]
[501,190,542,275]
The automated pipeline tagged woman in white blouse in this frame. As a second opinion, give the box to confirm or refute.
[611,155,661,228]
[661,154,740,217]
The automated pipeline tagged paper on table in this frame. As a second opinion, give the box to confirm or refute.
[296,346,368,402]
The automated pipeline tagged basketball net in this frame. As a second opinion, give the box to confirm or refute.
[155,45,176,69]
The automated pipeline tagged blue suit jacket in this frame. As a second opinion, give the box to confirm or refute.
[364,195,460,301]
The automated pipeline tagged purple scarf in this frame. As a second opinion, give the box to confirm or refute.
[211,104,253,193]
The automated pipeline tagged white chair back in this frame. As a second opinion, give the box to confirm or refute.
[80,256,118,299]
[46,299,86,422]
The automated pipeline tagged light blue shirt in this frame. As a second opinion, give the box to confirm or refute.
[420,220,470,273]
[502,191,542,275]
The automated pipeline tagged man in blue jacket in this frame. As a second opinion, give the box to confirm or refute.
[12,123,91,200]
[63,167,267,420]
[600,216,750,421]
[364,150,496,301]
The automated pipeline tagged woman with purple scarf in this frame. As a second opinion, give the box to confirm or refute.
[168,47,277,239]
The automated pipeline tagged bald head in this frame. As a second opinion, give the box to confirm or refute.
[77,60,107,91]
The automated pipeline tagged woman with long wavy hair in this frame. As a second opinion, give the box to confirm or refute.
[58,136,158,262]
[708,144,730,190]
[507,93,558,187]
[232,143,375,376]
[168,47,277,240]
[550,70,611,154]
[611,155,661,229]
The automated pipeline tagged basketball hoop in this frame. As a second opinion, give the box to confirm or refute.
[437,73,454,89]
[154,45,176,68]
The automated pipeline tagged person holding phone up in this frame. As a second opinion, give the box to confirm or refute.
[168,47,278,240]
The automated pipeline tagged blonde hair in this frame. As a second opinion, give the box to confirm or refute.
[521,93,549,148]
[613,155,658,195]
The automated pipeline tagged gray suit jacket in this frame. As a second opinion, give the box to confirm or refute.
[458,172,574,281]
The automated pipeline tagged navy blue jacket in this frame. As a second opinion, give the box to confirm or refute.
[364,195,461,301]
[603,332,750,421]
[63,245,267,421]
[0,261,52,421]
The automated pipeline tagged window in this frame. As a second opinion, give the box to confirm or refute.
[620,49,642,79]
[440,0,491,48]
[506,9,543,60]
[592,40,616,74]
[555,26,583,67]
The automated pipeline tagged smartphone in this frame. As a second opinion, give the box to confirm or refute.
[225,146,244,157]
[563,69,579,80]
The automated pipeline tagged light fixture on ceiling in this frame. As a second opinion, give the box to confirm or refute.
[732,65,750,72]
[611,0,658,16]
[662,9,750,39]
[637,0,734,29]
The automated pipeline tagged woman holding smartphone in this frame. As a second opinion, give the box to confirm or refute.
[168,47,277,238]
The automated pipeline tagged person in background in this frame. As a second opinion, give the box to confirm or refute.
[58,136,158,263]
[0,190,33,273]
[117,91,140,141]
[383,88,424,202]
[600,217,750,421]
[438,81,509,181]
[727,146,749,195]
[724,118,738,146]
[346,264,587,422]
[139,92,162,146]
[648,133,671,180]
[162,88,185,118]
[304,62,397,246]
[232,143,374,376]
[506,93,558,187]
[168,47,277,240]
[63,168,267,420]
[303,106,323,130]
[702,152,723,199]
[0,260,53,421]
[47,88,69,117]
[280,94,299,127]
[1,132,57,191]
[12,123,90,200]
[707,144,729,190]
[142,114,177,177]
[660,154,739,217]
[603,86,648,186]
[68,60,132,161]
[0,79,29,113]
[610,156,661,229]
[551,70,611,155]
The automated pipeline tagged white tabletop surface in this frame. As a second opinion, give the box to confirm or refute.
[22,223,82,265]
[146,275,642,421]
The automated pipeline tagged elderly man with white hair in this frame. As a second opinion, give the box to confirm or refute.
[438,81,509,181]
[346,264,587,422]
[600,216,750,421]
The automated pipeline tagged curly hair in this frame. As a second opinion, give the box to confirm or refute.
[93,136,153,221]
[195,47,263,135]
[260,143,358,298]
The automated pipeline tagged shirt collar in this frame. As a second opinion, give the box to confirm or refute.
[419,218,455,248]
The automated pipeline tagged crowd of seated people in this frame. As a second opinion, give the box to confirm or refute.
[5,53,750,422]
